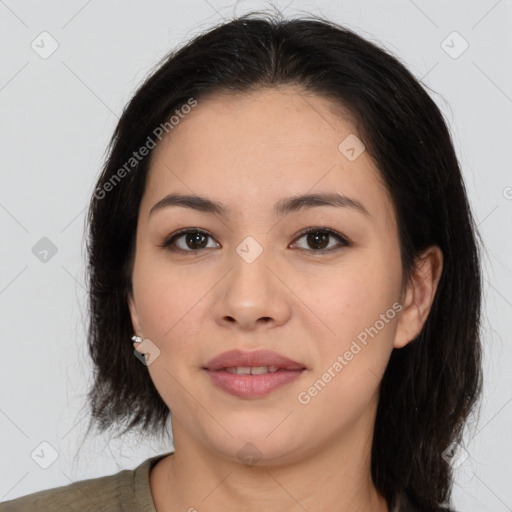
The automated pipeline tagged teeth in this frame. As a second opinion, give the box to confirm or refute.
[225,366,280,375]
[251,366,276,375]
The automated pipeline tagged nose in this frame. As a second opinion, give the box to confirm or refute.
[213,251,292,332]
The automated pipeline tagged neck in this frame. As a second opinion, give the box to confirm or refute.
[150,411,389,512]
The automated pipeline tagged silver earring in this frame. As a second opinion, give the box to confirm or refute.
[131,335,143,343]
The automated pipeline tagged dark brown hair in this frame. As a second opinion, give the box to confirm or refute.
[82,11,483,512]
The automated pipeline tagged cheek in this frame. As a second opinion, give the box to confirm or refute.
[132,249,204,337]
[298,268,400,420]
[131,255,214,395]
[132,264,206,410]
[308,259,400,342]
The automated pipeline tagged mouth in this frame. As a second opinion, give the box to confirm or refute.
[221,365,295,374]
[204,348,307,372]
[203,349,307,399]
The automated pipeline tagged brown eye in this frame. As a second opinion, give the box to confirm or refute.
[160,229,219,252]
[292,228,349,252]
[306,231,329,250]
[159,227,349,254]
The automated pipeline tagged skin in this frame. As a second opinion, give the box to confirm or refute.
[128,86,443,512]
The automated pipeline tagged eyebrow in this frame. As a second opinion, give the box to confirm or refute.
[149,192,370,218]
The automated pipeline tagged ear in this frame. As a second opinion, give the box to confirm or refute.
[394,245,443,349]
[128,291,144,343]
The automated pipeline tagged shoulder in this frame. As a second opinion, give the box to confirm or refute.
[0,467,137,512]
[0,454,166,512]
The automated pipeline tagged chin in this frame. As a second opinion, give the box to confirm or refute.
[208,431,306,467]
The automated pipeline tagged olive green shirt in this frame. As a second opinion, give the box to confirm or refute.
[0,452,171,512]
[1,451,418,511]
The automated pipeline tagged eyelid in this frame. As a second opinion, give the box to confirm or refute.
[290,226,350,251]
[158,227,218,250]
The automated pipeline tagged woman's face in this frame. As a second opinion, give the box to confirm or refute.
[128,87,417,464]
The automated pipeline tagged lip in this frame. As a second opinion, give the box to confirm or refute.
[203,349,307,399]
[204,349,306,371]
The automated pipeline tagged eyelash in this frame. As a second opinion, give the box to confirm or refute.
[158,226,350,254]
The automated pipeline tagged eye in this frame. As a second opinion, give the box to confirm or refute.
[159,228,219,252]
[290,227,349,252]
[159,226,349,254]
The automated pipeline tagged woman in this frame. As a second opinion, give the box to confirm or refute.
[1,11,483,512]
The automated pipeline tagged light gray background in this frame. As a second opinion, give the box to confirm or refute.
[1,0,511,510]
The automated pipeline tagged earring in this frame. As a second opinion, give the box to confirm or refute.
[131,335,143,343]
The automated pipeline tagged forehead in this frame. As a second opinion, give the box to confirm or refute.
[142,87,395,227]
